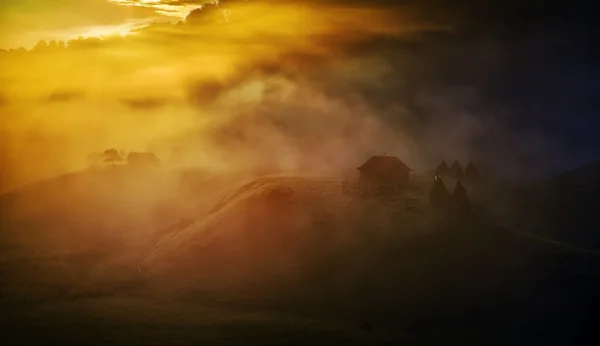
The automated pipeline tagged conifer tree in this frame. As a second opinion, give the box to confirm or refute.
[451,181,470,216]
[429,175,450,210]
[435,161,450,176]
[450,161,464,180]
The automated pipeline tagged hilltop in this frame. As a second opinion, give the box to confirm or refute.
[139,176,600,345]
[2,172,600,345]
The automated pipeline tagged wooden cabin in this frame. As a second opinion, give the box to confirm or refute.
[357,155,412,186]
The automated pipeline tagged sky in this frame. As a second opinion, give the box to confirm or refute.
[0,0,599,191]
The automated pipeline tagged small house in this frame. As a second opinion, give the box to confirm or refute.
[127,152,160,166]
[357,155,412,186]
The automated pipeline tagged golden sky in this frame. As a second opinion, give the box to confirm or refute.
[1,0,592,191]
[0,0,166,49]
[109,0,213,18]
[0,0,433,192]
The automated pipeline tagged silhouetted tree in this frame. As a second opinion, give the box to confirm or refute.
[451,181,470,216]
[103,149,123,167]
[66,36,102,49]
[186,3,225,25]
[450,161,463,181]
[33,40,48,51]
[465,161,480,183]
[435,161,450,176]
[429,175,450,211]
[127,152,160,166]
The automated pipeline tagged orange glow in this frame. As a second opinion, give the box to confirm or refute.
[0,1,430,192]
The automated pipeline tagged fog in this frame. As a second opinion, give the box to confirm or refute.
[0,0,572,193]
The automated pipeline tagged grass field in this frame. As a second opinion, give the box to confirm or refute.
[2,168,600,345]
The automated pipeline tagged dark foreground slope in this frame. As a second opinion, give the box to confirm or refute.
[2,175,600,345]
[474,159,600,250]
[0,166,235,302]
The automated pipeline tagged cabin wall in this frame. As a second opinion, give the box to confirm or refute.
[359,170,409,185]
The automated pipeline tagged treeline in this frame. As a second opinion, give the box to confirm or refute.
[429,175,471,217]
[88,149,160,167]
[0,2,232,54]
[0,35,127,54]
[435,160,480,183]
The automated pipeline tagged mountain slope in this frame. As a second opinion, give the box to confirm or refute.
[554,158,600,188]
[140,177,600,345]
[2,173,599,345]
[0,166,237,301]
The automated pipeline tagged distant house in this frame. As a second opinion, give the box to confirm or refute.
[127,152,160,166]
[357,155,412,185]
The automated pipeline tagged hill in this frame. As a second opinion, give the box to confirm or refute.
[0,166,239,302]
[472,159,600,250]
[554,159,600,189]
[2,173,600,345]
[140,177,600,345]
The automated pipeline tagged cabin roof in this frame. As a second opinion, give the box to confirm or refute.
[357,156,412,172]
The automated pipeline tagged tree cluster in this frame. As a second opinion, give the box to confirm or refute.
[435,160,480,183]
[87,149,165,168]
[429,175,471,217]
[88,149,126,167]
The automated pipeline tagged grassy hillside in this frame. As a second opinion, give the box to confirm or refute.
[2,172,600,345]
[140,176,600,345]
[0,166,238,302]
[472,182,600,250]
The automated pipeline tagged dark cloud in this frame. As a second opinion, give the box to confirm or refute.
[46,90,85,103]
[199,81,412,173]
[120,97,169,110]
[8,0,599,177]
[339,0,600,174]
[181,0,600,177]
[188,52,319,105]
[185,3,226,25]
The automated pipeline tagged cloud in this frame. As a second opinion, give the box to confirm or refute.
[185,3,228,25]
[1,0,599,190]
[0,0,168,49]
[192,73,414,172]
[120,97,170,109]
[110,0,214,17]
[46,91,85,103]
